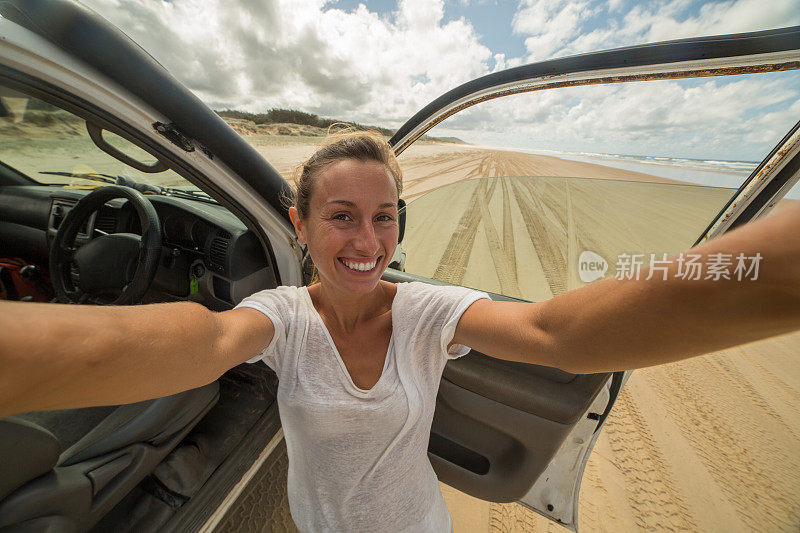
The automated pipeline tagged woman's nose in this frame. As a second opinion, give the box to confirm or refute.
[353,221,379,254]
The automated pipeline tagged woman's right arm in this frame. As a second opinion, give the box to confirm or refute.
[0,300,273,418]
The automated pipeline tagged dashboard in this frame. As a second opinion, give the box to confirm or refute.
[0,185,278,309]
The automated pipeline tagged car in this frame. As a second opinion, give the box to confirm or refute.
[0,0,798,531]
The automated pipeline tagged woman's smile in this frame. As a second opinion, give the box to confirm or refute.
[339,256,382,272]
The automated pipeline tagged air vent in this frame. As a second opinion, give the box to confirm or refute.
[209,234,229,271]
[94,211,116,234]
[50,199,77,230]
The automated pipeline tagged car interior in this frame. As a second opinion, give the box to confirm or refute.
[0,86,286,531]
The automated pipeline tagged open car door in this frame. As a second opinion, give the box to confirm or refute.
[0,2,301,530]
[384,27,800,530]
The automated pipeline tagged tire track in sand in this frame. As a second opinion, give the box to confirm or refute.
[601,389,699,531]
[647,359,800,531]
[432,151,523,290]
[500,178,516,273]
[433,179,497,284]
[402,152,486,201]
[709,354,800,440]
[740,345,800,415]
[476,177,520,296]
[488,500,550,532]
[509,179,568,296]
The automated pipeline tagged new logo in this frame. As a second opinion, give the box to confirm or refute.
[578,250,608,283]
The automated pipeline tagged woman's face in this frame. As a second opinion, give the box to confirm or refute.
[290,158,399,295]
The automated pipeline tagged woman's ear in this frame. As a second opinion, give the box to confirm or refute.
[289,207,306,244]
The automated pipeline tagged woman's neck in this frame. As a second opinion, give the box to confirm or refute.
[309,280,394,333]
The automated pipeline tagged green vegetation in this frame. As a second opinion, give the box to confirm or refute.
[216,108,393,136]
[215,108,464,144]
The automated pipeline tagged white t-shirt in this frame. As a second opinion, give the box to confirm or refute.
[234,281,489,533]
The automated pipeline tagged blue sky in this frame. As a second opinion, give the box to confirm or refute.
[82,0,800,161]
[331,0,528,66]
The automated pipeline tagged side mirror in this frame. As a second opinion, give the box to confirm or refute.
[398,198,406,244]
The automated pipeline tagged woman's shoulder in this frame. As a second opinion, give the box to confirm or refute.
[248,284,305,298]
[396,280,480,295]
[235,284,307,310]
[394,281,486,309]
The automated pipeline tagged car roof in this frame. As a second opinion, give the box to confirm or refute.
[0,0,293,221]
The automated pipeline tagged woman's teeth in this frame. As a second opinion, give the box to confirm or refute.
[341,258,378,271]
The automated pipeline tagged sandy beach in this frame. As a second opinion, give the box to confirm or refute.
[253,138,800,532]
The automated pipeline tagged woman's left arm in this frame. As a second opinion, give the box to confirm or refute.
[453,202,800,374]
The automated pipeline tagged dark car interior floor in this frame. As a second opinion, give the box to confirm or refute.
[93,366,280,532]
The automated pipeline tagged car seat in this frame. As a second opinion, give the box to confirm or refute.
[0,382,219,531]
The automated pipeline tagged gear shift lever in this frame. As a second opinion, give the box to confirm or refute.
[19,265,54,300]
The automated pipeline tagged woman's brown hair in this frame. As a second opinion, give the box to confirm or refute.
[289,129,403,219]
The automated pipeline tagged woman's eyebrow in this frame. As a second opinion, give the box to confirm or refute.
[324,200,397,209]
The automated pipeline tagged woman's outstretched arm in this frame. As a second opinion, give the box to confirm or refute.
[0,301,272,417]
[453,202,800,374]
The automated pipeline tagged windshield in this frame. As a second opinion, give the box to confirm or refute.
[0,85,197,191]
[401,174,735,301]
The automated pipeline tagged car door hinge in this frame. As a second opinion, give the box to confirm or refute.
[153,122,214,159]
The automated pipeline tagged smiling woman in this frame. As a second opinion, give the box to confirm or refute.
[230,132,488,531]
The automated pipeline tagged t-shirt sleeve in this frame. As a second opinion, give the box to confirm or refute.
[233,285,297,373]
[403,282,490,362]
[436,285,491,360]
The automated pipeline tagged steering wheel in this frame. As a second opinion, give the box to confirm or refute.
[49,185,162,305]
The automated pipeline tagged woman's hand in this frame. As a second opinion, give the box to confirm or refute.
[453,202,800,374]
[0,301,273,417]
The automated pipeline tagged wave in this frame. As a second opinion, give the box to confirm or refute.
[524,148,759,176]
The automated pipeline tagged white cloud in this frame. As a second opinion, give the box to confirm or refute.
[81,0,492,124]
[513,0,594,60]
[512,0,800,60]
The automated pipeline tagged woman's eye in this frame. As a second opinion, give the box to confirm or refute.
[376,214,394,222]
[333,213,351,221]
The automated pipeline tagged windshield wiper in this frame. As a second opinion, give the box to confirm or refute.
[115,175,217,204]
[39,171,117,185]
[161,187,216,203]
[40,172,218,204]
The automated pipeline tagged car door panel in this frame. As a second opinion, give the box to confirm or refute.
[432,379,580,502]
[444,356,610,425]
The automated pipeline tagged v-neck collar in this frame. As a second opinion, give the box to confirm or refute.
[300,285,398,396]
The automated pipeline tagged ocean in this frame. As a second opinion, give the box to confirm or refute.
[521,149,800,201]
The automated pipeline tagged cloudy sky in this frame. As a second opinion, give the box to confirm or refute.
[81,0,800,161]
